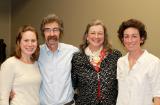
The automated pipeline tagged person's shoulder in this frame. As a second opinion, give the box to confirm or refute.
[39,44,48,54]
[73,51,82,56]
[3,56,16,63]
[117,52,127,63]
[40,44,46,49]
[60,43,77,48]
[112,49,122,54]
[1,56,16,67]
[72,51,84,62]
[145,50,160,63]
[60,43,79,51]
[110,49,122,57]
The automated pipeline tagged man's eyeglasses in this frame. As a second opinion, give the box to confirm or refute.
[43,28,60,33]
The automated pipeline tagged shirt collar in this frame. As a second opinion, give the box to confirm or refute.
[44,43,61,54]
[136,50,148,64]
[125,49,148,64]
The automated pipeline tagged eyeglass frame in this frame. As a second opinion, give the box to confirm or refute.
[43,28,60,33]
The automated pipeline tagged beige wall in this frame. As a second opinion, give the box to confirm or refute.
[10,0,160,58]
[0,0,11,57]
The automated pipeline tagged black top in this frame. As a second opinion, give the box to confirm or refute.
[0,39,6,64]
[71,49,122,105]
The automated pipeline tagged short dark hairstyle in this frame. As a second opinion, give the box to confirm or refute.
[40,13,64,39]
[80,19,111,53]
[117,19,147,46]
[15,25,40,62]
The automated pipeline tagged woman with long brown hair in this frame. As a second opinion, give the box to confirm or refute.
[0,25,41,105]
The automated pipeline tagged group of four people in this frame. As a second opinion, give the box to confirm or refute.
[0,13,160,105]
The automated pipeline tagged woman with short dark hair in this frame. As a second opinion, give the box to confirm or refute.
[116,19,160,105]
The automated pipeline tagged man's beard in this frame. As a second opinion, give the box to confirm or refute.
[47,36,58,45]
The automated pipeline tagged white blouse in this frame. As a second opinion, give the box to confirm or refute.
[116,50,160,105]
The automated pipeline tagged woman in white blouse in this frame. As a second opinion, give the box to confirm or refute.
[0,25,41,105]
[116,19,160,105]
